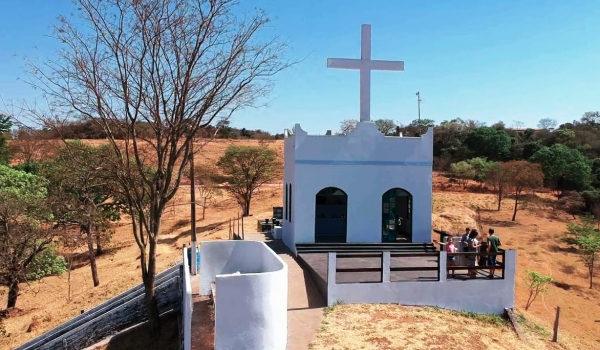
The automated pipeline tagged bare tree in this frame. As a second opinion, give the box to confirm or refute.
[503,161,544,221]
[339,119,358,135]
[511,120,525,129]
[57,224,87,301]
[9,127,54,165]
[485,162,508,211]
[191,163,222,220]
[537,118,557,130]
[26,0,290,332]
[591,203,600,230]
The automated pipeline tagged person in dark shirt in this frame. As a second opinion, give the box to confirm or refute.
[487,228,501,279]
[460,227,470,252]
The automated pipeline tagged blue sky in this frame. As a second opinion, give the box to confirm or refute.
[1,0,600,134]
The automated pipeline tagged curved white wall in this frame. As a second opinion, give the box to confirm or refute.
[200,241,288,350]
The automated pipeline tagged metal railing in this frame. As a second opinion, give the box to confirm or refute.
[333,251,441,284]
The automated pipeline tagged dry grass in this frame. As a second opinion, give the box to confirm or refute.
[309,304,587,350]
[2,140,600,348]
[0,138,282,349]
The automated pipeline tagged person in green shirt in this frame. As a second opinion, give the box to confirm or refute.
[487,228,501,279]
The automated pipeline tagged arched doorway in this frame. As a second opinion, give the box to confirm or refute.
[315,187,348,243]
[382,188,413,242]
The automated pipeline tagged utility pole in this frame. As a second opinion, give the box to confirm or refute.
[416,91,423,135]
[416,91,422,124]
[189,140,198,275]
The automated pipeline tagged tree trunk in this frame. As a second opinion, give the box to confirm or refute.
[68,258,72,301]
[244,196,251,216]
[85,225,100,287]
[144,237,161,333]
[95,233,104,256]
[7,278,19,309]
[202,198,207,220]
[512,193,519,221]
[590,254,595,289]
[497,194,502,211]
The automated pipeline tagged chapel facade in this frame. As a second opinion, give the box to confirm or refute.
[281,24,433,253]
[281,122,434,253]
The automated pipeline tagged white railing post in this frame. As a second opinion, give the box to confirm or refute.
[327,252,337,306]
[382,252,391,282]
[439,251,447,282]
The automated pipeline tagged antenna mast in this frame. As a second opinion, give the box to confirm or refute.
[416,91,423,135]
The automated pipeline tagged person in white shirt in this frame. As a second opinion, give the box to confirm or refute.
[467,229,481,279]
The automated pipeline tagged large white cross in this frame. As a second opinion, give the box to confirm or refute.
[327,24,404,122]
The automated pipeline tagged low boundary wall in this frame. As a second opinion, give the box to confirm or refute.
[200,240,288,350]
[326,250,517,314]
[16,266,182,350]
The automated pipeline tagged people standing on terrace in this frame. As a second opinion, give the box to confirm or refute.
[460,227,470,252]
[467,229,481,279]
[487,228,502,279]
[445,237,458,278]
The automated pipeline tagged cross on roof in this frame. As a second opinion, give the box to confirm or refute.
[327,24,404,122]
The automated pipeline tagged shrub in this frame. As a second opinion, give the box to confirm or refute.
[26,244,67,281]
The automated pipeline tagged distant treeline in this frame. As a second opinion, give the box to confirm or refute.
[15,119,285,140]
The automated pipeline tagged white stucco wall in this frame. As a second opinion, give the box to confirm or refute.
[182,248,192,350]
[282,122,433,249]
[326,250,517,314]
[282,134,296,252]
[199,241,288,350]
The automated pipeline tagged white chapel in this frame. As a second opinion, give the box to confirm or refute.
[281,24,434,253]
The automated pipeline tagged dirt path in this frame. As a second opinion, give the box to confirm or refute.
[190,274,214,350]
[245,232,325,350]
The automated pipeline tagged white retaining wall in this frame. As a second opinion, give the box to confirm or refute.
[327,250,517,314]
[182,248,193,350]
[200,240,288,350]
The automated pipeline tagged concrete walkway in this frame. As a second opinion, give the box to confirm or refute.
[245,233,325,350]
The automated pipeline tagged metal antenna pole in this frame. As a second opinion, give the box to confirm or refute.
[190,140,198,275]
[416,91,422,135]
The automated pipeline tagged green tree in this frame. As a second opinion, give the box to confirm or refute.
[450,161,474,187]
[217,145,279,216]
[42,142,119,287]
[374,119,397,135]
[26,244,67,281]
[564,216,600,289]
[466,157,496,183]
[0,165,55,308]
[463,127,511,161]
[0,114,13,165]
[524,270,553,310]
[530,144,592,195]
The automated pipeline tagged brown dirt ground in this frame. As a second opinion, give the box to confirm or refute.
[1,139,600,349]
[309,304,583,350]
